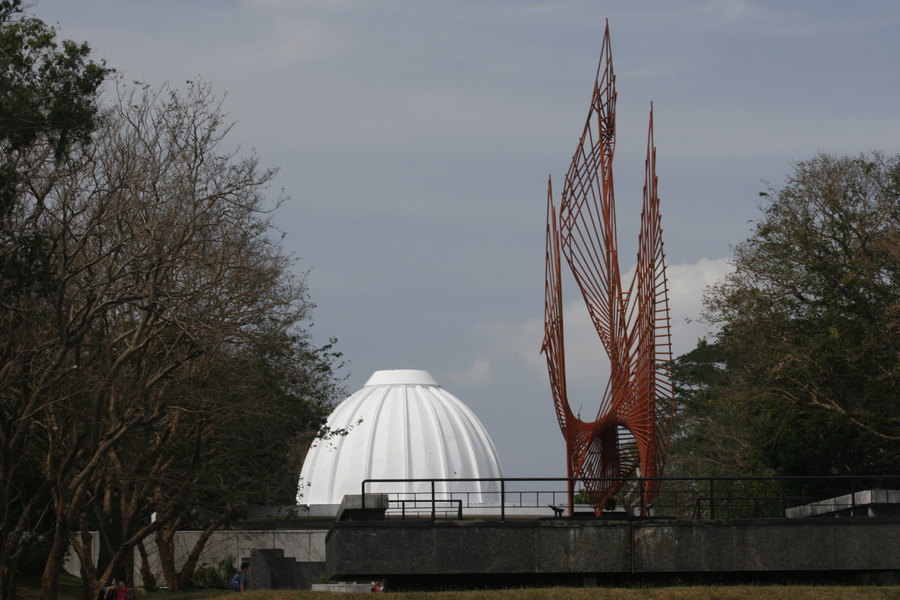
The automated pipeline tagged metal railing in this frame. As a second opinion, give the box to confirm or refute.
[360,476,900,521]
[391,498,463,520]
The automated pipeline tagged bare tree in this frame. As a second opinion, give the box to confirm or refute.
[0,80,340,600]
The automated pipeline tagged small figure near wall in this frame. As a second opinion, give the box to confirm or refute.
[231,562,249,591]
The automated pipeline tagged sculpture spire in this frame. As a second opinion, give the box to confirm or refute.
[542,22,675,516]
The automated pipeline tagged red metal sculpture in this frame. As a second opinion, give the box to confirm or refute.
[542,22,675,516]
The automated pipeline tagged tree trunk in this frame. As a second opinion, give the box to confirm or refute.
[71,523,97,600]
[155,525,179,592]
[0,534,25,600]
[176,514,228,590]
[0,466,53,600]
[38,515,71,600]
[0,564,17,600]
[136,540,156,591]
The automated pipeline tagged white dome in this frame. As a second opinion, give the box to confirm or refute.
[297,369,504,506]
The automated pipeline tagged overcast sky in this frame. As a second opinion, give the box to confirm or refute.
[31,0,900,477]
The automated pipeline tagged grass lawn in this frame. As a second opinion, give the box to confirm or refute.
[18,577,900,600]
[149,586,900,600]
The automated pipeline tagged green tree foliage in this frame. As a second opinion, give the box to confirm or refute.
[0,0,105,154]
[0,0,108,300]
[668,339,756,477]
[673,152,900,477]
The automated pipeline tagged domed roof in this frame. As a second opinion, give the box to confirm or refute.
[297,369,504,506]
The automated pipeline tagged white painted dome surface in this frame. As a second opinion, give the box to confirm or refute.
[297,369,504,506]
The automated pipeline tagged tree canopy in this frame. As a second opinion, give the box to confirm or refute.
[672,152,900,477]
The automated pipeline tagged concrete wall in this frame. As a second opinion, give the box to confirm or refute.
[64,530,326,586]
[326,517,900,580]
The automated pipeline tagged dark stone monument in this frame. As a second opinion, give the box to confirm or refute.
[249,548,325,591]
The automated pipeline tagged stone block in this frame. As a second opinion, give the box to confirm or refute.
[249,548,325,590]
[336,494,390,521]
[309,531,327,562]
[273,531,309,561]
[535,521,631,573]
[432,522,535,574]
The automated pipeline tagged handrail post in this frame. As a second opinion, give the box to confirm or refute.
[501,479,506,521]
[362,480,367,513]
[431,480,436,520]
[781,478,786,517]
[639,477,645,517]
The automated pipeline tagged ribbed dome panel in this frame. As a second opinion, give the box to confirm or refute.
[297,370,504,505]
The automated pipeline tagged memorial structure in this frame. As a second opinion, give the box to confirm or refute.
[541,21,676,515]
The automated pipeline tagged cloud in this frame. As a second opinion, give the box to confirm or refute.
[476,318,544,375]
[240,0,361,12]
[463,256,733,393]
[636,0,772,32]
[283,80,549,151]
[667,257,734,353]
[692,0,767,27]
[239,15,345,68]
[662,105,900,162]
[443,356,494,386]
[210,4,348,70]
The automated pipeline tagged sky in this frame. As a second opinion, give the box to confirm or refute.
[30,0,900,478]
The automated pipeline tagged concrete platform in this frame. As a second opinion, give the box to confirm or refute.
[311,582,373,592]
[786,489,900,518]
[326,517,900,581]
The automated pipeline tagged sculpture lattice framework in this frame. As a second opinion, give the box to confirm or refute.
[541,21,676,516]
